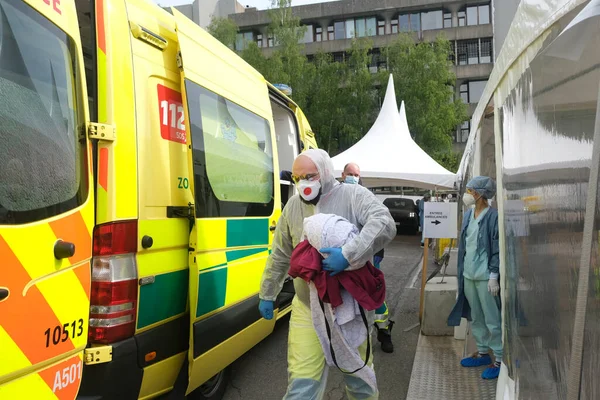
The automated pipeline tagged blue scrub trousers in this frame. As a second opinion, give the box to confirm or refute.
[463,277,503,361]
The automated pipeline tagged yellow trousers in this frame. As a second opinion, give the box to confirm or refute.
[283,296,378,400]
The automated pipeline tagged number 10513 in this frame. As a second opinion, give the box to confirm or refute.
[44,319,84,347]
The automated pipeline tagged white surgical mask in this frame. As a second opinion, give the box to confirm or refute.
[344,176,359,185]
[298,179,321,202]
[462,193,476,207]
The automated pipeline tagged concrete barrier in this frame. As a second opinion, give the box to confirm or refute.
[421,276,457,336]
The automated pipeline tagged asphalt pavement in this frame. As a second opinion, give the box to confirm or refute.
[222,231,424,400]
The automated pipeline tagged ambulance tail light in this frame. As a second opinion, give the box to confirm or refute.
[89,221,138,344]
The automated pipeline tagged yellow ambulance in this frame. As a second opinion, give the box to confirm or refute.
[0,0,317,398]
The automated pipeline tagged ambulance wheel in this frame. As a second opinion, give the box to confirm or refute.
[187,368,230,400]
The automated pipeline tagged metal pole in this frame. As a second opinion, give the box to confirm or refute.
[419,237,430,323]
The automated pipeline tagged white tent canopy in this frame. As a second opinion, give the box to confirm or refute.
[331,75,456,190]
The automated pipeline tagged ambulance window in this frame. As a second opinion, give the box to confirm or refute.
[0,0,87,225]
[185,80,274,218]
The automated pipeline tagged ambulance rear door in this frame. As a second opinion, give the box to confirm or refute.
[0,0,93,398]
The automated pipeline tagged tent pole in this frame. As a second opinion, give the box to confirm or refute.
[419,237,430,323]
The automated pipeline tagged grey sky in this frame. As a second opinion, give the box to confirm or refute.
[154,0,339,8]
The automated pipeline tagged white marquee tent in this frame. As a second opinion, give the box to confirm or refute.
[331,75,456,189]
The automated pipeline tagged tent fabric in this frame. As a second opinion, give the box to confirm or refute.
[455,0,589,184]
[331,75,456,190]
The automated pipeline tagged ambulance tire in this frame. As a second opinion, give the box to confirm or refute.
[187,368,230,400]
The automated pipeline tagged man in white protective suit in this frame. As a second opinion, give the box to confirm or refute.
[257,149,396,400]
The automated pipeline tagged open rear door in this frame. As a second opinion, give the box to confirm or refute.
[172,9,281,395]
[0,0,93,398]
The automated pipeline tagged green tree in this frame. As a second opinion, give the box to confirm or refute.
[339,38,378,151]
[207,16,238,49]
[265,0,312,107]
[304,51,347,153]
[433,150,461,172]
[383,33,467,160]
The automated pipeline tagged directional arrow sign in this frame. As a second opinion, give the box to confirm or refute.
[423,202,458,239]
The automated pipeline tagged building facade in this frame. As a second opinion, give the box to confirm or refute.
[227,0,516,152]
[172,0,247,29]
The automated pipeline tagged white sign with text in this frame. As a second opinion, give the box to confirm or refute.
[423,202,458,239]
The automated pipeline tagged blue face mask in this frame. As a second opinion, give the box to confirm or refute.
[344,176,359,185]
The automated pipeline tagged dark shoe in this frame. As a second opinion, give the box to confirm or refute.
[377,321,395,353]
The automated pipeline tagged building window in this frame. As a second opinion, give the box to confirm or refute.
[480,38,492,63]
[458,10,466,26]
[479,5,490,24]
[315,27,322,42]
[257,34,263,48]
[410,13,420,32]
[443,12,452,28]
[468,80,487,103]
[299,25,314,43]
[466,6,478,26]
[466,3,491,26]
[377,20,385,35]
[448,41,456,64]
[356,18,366,37]
[333,52,344,63]
[328,25,334,40]
[398,14,408,32]
[345,19,355,39]
[268,36,274,47]
[459,121,470,143]
[334,21,345,40]
[467,39,479,64]
[391,18,399,34]
[366,17,377,36]
[421,10,443,31]
[457,41,468,65]
[235,32,254,51]
[460,83,469,103]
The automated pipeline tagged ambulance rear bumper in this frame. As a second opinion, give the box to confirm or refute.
[77,338,143,399]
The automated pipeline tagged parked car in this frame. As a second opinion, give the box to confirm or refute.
[383,197,419,234]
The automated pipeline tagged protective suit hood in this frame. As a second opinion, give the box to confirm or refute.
[300,149,339,195]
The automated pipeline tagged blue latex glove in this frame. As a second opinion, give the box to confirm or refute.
[259,299,274,320]
[373,256,383,267]
[320,247,350,276]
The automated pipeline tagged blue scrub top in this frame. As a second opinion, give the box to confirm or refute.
[463,206,490,281]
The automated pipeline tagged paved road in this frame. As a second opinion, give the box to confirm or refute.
[222,232,424,400]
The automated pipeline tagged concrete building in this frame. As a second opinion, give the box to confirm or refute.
[172,0,247,29]
[226,0,523,152]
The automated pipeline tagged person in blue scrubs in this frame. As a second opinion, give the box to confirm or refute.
[448,176,502,380]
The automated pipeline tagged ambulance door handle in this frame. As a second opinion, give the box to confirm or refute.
[270,225,277,232]
[0,288,9,302]
[54,240,76,260]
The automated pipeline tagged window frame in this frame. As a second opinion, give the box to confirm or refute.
[377,19,386,35]
[458,10,466,26]
[421,9,443,31]
[460,83,469,103]
[443,12,452,28]
[184,80,276,218]
[0,0,88,224]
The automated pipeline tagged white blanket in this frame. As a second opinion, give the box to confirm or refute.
[302,214,377,392]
